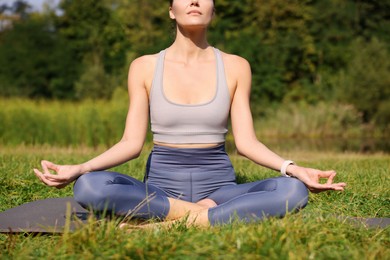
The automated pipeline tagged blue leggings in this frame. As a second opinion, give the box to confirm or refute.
[73,145,308,225]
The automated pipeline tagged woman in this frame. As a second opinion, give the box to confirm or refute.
[34,0,346,227]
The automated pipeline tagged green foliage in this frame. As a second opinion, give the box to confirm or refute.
[211,0,316,102]
[310,0,358,71]
[56,0,130,99]
[0,0,389,125]
[109,0,173,54]
[374,101,390,132]
[74,57,113,99]
[57,0,112,62]
[0,14,77,98]
[335,37,390,124]
[355,0,390,43]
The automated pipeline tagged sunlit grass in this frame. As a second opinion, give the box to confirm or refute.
[2,98,384,149]
[0,145,389,259]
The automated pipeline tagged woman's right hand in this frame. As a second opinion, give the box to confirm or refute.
[33,160,87,189]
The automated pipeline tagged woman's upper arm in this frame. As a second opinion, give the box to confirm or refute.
[121,56,152,150]
[229,56,257,153]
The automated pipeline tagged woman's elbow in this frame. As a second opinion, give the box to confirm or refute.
[234,134,259,157]
[120,138,144,159]
[234,139,250,157]
[133,147,143,158]
[131,141,145,158]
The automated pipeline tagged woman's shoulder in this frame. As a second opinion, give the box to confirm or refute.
[127,52,162,88]
[127,52,161,81]
[217,49,251,73]
[130,53,159,69]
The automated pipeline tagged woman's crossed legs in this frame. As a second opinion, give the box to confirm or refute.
[73,171,308,227]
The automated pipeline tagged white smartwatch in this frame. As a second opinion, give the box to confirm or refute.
[280,160,295,177]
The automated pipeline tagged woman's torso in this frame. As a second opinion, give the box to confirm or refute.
[144,47,238,149]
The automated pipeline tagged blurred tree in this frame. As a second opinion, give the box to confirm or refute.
[56,0,130,98]
[211,0,316,103]
[74,56,111,99]
[336,37,390,124]
[108,0,172,55]
[57,0,111,60]
[0,13,76,98]
[355,0,390,44]
[11,0,31,18]
[0,0,389,130]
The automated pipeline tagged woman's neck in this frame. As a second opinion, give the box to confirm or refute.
[168,26,211,63]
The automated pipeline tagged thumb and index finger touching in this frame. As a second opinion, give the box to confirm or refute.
[33,160,73,188]
[32,160,56,175]
[33,160,62,180]
[309,170,347,192]
[41,160,59,173]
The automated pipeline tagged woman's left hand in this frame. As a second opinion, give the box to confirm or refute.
[287,165,347,193]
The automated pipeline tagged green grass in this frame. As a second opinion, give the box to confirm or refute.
[0,98,128,146]
[2,98,383,148]
[0,145,389,259]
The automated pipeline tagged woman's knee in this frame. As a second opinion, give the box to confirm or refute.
[277,177,309,210]
[73,171,111,207]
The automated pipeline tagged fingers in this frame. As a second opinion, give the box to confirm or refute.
[33,168,55,185]
[39,160,68,181]
[317,170,336,179]
[34,160,75,189]
[316,170,344,188]
[320,170,347,191]
[33,168,67,188]
[309,181,347,193]
[41,160,59,174]
[304,169,345,193]
[324,171,336,185]
[331,182,347,191]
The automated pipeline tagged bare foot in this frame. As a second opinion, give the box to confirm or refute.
[196,198,217,209]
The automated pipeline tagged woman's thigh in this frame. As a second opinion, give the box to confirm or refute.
[208,177,309,225]
[207,177,282,204]
[73,171,170,219]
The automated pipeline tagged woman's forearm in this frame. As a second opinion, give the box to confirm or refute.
[236,138,286,172]
[80,139,144,174]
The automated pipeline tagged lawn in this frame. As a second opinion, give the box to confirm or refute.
[0,145,389,259]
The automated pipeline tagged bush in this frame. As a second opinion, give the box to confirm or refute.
[335,37,390,124]
[75,59,113,99]
[0,98,127,146]
[254,102,363,138]
[374,101,390,134]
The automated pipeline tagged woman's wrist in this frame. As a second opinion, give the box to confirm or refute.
[280,160,295,177]
[80,163,93,174]
[286,164,300,177]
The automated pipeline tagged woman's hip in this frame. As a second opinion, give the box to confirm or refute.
[145,144,236,202]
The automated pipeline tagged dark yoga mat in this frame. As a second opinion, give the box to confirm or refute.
[0,197,90,233]
[344,216,390,229]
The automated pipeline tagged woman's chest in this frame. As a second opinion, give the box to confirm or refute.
[146,60,237,105]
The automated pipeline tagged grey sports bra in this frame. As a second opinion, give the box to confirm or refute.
[149,47,230,144]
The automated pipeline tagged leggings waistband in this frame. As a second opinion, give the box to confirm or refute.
[152,143,226,153]
[149,143,229,168]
